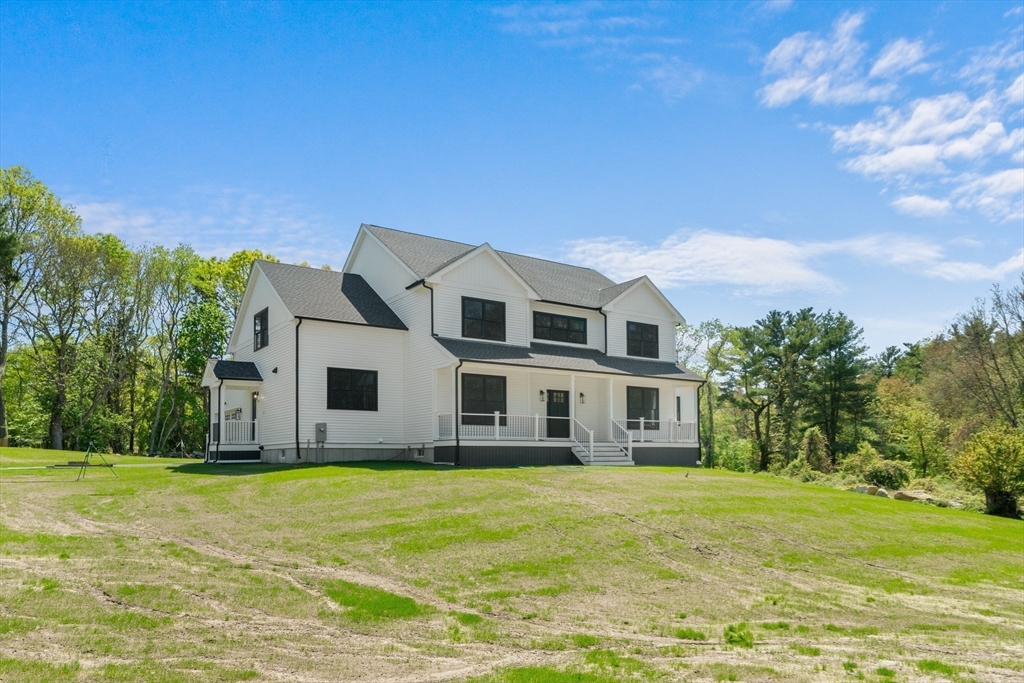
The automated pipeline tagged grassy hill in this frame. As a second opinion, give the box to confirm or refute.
[1,448,1021,682]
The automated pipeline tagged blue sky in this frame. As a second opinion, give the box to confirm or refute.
[2,1,1022,352]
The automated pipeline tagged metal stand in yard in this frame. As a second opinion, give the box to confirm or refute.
[76,443,118,481]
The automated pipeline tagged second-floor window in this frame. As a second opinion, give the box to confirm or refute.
[626,321,658,358]
[462,297,505,342]
[534,312,587,344]
[254,308,269,351]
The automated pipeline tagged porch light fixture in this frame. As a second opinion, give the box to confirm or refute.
[579,392,586,404]
[539,390,545,402]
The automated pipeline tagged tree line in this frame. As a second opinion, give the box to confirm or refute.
[678,280,1024,517]
[0,167,276,455]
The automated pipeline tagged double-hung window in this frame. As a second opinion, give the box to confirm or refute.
[254,308,269,351]
[626,321,659,358]
[626,386,659,430]
[462,297,505,342]
[461,374,507,425]
[327,368,378,411]
[534,312,587,344]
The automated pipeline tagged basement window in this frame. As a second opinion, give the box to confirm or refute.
[327,368,378,411]
[254,308,269,351]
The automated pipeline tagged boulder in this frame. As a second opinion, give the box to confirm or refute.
[866,486,879,496]
[853,485,870,494]
[894,489,933,502]
[875,488,889,498]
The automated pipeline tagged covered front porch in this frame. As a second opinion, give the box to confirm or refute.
[201,360,264,462]
[433,357,700,466]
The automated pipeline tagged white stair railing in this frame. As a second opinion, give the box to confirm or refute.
[571,418,593,463]
[611,420,633,459]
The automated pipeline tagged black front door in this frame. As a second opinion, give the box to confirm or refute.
[546,390,569,438]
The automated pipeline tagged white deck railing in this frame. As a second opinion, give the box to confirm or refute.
[215,420,258,445]
[437,413,573,441]
[614,418,697,443]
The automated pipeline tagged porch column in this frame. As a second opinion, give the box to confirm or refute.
[607,378,614,432]
[569,374,575,423]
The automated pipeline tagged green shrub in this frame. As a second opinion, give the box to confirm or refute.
[865,460,911,490]
[951,425,1024,517]
[840,442,882,478]
[674,627,707,641]
[723,622,754,648]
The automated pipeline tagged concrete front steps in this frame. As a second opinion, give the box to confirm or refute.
[572,443,633,466]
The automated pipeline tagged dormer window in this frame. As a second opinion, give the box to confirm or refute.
[462,297,505,342]
[254,308,269,351]
[626,321,658,358]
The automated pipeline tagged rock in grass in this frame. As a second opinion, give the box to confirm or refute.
[866,486,879,496]
[893,489,932,502]
[853,485,870,494]
[875,488,889,498]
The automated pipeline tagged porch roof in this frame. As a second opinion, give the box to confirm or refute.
[211,360,263,382]
[434,338,704,382]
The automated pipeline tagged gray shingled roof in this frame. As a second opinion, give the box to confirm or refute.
[364,224,617,308]
[433,338,704,382]
[257,261,407,330]
[213,360,263,381]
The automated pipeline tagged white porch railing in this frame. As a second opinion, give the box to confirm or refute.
[572,418,594,463]
[437,413,571,441]
[614,418,697,443]
[214,420,258,445]
[611,419,633,458]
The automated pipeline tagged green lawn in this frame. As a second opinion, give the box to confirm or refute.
[1,447,1021,682]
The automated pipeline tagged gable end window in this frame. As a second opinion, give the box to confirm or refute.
[534,312,587,344]
[626,321,659,359]
[462,297,505,342]
[327,368,378,411]
[254,308,269,351]
[626,386,659,430]
[461,373,507,425]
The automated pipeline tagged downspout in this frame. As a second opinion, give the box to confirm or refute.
[422,282,436,337]
[216,379,223,463]
[696,383,703,467]
[599,310,609,354]
[295,318,302,462]
[454,359,463,467]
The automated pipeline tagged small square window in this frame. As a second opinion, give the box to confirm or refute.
[626,321,658,358]
[462,297,505,342]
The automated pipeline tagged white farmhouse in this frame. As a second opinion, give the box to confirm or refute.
[202,224,703,466]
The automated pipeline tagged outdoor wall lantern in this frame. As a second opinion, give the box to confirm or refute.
[579,392,586,404]
[539,390,546,402]
[272,367,278,373]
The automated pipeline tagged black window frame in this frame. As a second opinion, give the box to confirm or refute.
[253,308,269,351]
[626,386,659,430]
[533,311,587,345]
[462,297,506,342]
[327,368,379,412]
[626,321,659,359]
[461,373,507,426]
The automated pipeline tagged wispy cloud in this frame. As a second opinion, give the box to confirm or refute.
[493,3,700,101]
[763,13,1024,223]
[73,188,349,267]
[563,230,1022,294]
[760,12,919,107]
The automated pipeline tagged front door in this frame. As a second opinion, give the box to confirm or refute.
[546,390,569,438]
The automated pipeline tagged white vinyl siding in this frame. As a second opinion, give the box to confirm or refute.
[346,231,416,303]
[433,285,529,346]
[605,312,675,362]
[231,317,295,450]
[530,302,605,352]
[229,267,292,356]
[297,320,407,446]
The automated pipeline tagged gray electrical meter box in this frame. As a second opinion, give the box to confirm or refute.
[315,423,327,443]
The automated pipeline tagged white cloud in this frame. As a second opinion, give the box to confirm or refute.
[958,35,1024,86]
[73,188,349,267]
[870,38,928,79]
[636,54,703,100]
[760,12,916,107]
[563,230,1021,294]
[952,168,1024,222]
[891,194,952,217]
